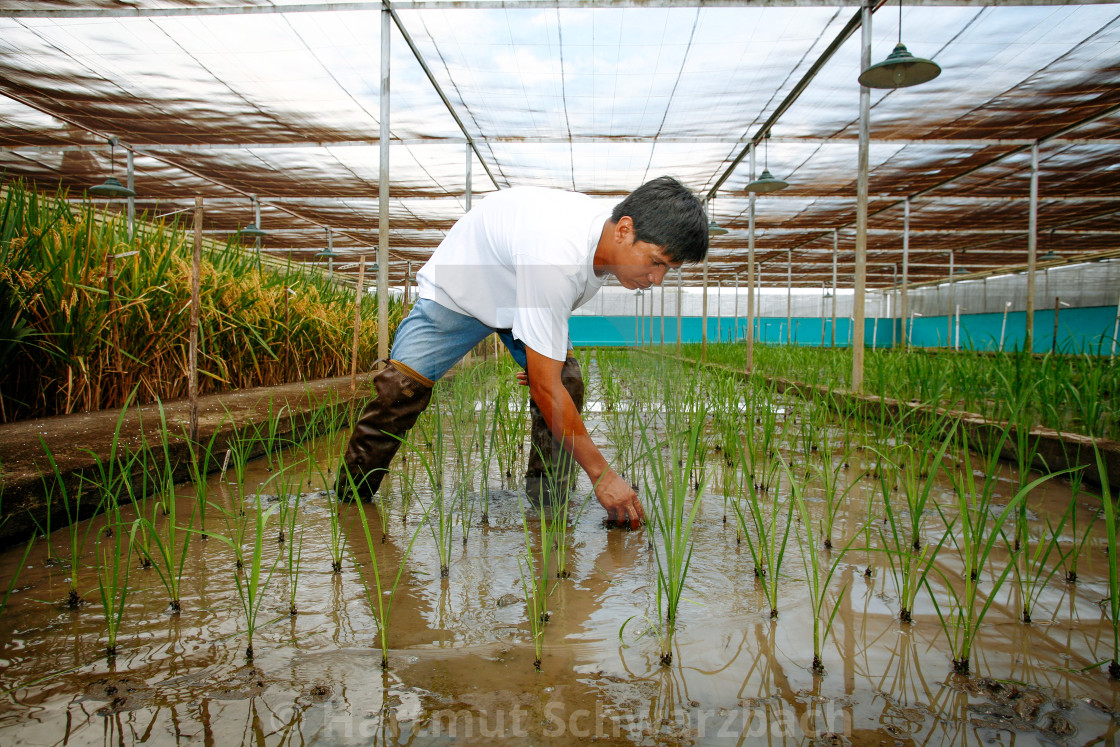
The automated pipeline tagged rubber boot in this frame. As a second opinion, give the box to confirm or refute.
[337,359,433,501]
[524,356,584,504]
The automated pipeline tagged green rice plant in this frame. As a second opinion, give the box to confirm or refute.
[405,393,455,577]
[350,492,431,668]
[1,534,35,619]
[731,459,792,619]
[184,419,226,534]
[474,377,500,525]
[873,443,943,624]
[786,459,852,675]
[1003,508,1074,624]
[95,517,139,659]
[200,493,282,660]
[517,491,558,671]
[137,481,195,613]
[1057,468,1096,584]
[1089,442,1120,679]
[33,440,105,607]
[641,399,708,666]
[924,423,1061,675]
[0,476,35,618]
[308,438,347,572]
[810,440,865,551]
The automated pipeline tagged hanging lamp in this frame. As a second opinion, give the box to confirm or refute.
[746,133,788,193]
[89,136,136,198]
[237,195,267,240]
[859,1,941,89]
[707,198,728,235]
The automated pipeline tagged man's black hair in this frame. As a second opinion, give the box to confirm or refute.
[610,176,708,263]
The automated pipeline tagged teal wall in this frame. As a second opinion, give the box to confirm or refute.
[570,306,1118,354]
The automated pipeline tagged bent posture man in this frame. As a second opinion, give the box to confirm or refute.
[337,176,708,528]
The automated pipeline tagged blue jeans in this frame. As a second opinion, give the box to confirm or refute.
[390,298,531,382]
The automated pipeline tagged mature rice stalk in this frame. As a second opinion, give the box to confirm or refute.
[1,179,403,423]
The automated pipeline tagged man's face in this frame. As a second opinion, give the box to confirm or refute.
[610,221,682,290]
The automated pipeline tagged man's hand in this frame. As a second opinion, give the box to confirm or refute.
[595,468,645,530]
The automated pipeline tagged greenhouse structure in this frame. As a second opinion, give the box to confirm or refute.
[1,0,1119,744]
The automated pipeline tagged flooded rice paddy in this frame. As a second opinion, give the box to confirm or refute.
[1,353,1118,745]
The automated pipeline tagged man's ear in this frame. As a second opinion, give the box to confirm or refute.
[615,215,634,242]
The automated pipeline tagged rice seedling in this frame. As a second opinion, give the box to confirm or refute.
[407,391,456,578]
[34,440,105,608]
[786,459,852,675]
[1004,508,1074,624]
[350,491,432,669]
[0,534,35,619]
[924,423,1061,675]
[1089,441,1120,679]
[731,460,792,619]
[642,397,708,666]
[184,419,225,534]
[517,490,558,671]
[810,437,865,551]
[201,493,282,660]
[308,439,347,572]
[1056,468,1096,584]
[95,516,139,659]
[137,479,195,613]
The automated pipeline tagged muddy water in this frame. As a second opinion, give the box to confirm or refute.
[1,368,1119,745]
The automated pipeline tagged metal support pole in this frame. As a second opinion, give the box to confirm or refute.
[634,291,640,347]
[901,199,909,348]
[660,282,665,347]
[676,268,683,350]
[786,250,792,345]
[948,251,955,347]
[954,304,961,351]
[820,282,826,347]
[351,255,367,402]
[716,279,722,342]
[1025,141,1039,354]
[1111,287,1120,358]
[734,273,740,343]
[831,229,838,348]
[701,241,709,360]
[465,142,472,212]
[891,263,898,348]
[126,149,135,239]
[377,8,391,360]
[1000,301,1011,352]
[852,0,871,391]
[746,143,757,371]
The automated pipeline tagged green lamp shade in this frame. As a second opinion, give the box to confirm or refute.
[707,219,729,236]
[316,247,340,258]
[238,223,267,238]
[746,169,788,194]
[89,176,135,198]
[859,43,941,89]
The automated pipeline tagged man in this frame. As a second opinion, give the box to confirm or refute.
[337,176,708,529]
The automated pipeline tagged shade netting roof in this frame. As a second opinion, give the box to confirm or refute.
[2,0,1118,290]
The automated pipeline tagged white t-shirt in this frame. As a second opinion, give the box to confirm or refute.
[417,187,611,361]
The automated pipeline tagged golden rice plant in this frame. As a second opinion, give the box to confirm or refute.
[0,180,404,422]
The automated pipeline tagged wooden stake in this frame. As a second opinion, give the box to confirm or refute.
[351,255,367,403]
[189,197,202,445]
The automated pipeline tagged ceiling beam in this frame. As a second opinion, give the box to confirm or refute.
[2,0,1103,18]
